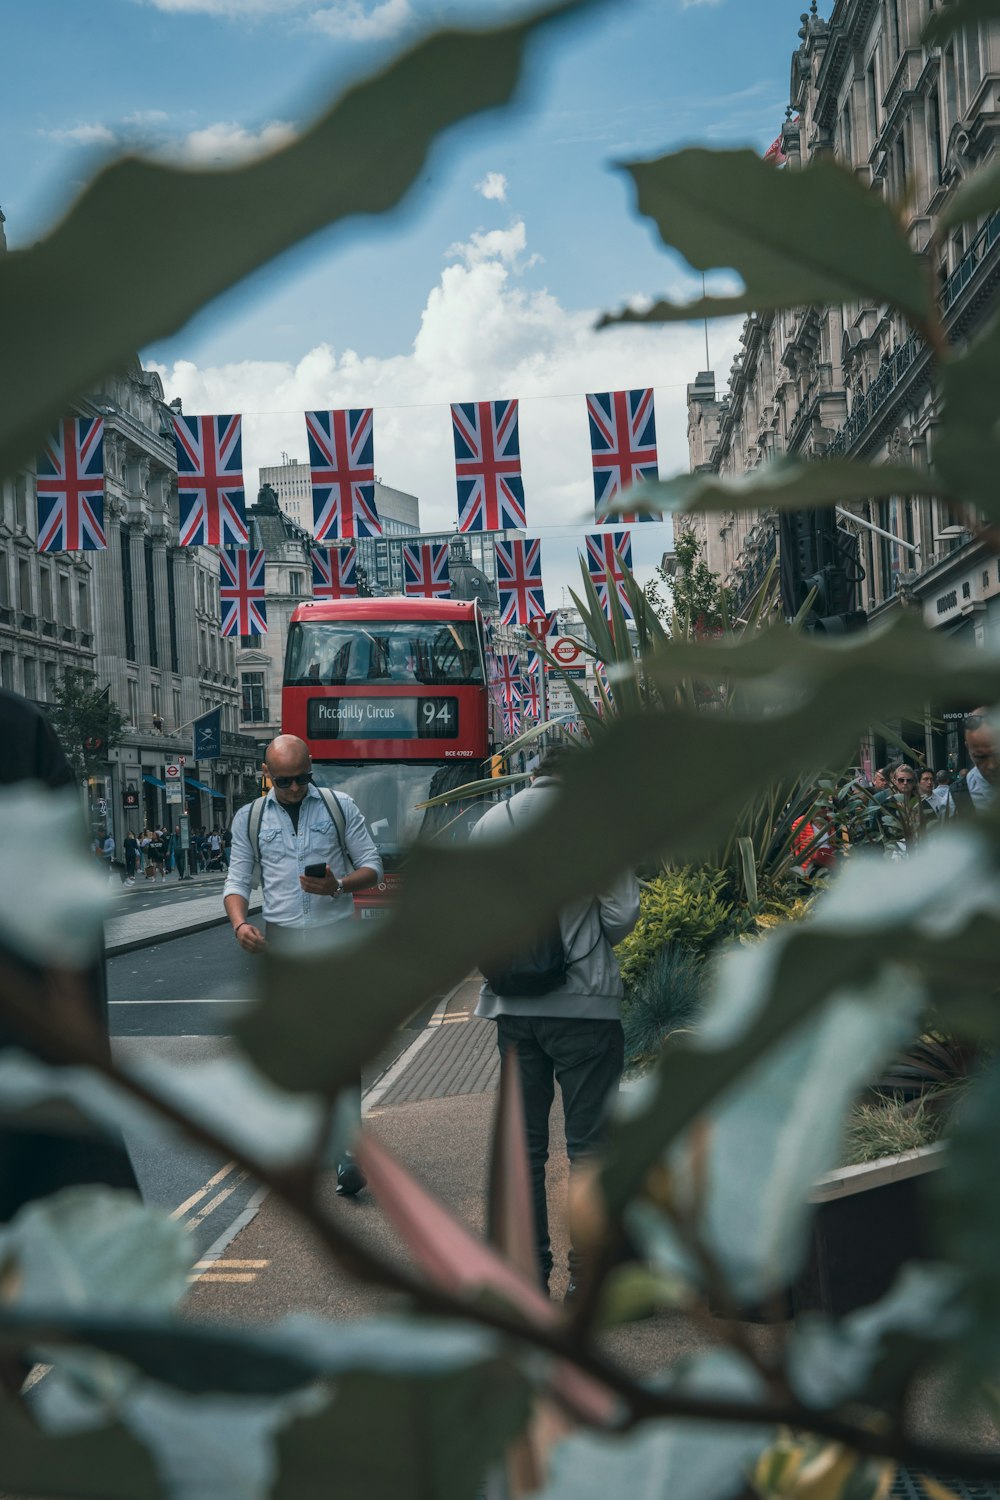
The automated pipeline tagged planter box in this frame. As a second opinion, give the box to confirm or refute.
[790,1142,947,1320]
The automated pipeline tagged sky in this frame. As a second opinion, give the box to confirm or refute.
[0,0,799,602]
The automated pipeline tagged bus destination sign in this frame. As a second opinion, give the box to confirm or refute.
[308,696,459,740]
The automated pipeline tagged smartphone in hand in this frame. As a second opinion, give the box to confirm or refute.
[303,862,328,878]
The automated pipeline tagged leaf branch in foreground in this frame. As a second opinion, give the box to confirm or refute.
[0,0,600,480]
[598,148,935,334]
[3,968,1000,1478]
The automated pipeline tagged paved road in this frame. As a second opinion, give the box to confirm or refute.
[108,925,438,1260]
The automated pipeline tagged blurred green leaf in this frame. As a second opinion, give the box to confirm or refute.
[0,1187,191,1314]
[536,1352,771,1500]
[273,1335,531,1500]
[237,619,1000,1095]
[0,1402,162,1500]
[628,970,923,1304]
[933,311,1000,521]
[604,828,997,1217]
[0,0,595,479]
[934,1055,1000,1382]
[923,0,1000,46]
[788,1263,967,1410]
[938,159,1000,230]
[599,149,932,328]
[615,458,940,520]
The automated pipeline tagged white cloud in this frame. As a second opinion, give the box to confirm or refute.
[308,0,413,40]
[134,0,303,14]
[150,220,740,598]
[43,122,117,147]
[476,171,508,204]
[446,220,540,271]
[169,119,296,164]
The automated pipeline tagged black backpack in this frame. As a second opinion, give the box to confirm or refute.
[480,804,597,997]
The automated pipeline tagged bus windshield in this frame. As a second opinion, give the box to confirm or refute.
[286,619,483,688]
[312,761,485,857]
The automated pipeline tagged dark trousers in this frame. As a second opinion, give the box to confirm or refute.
[175,850,187,878]
[495,1015,624,1286]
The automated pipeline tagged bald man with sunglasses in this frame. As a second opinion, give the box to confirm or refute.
[224,734,382,956]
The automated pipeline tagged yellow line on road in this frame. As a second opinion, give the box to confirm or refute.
[194,1259,269,1269]
[170,1160,236,1220]
[188,1272,258,1283]
[185,1171,250,1232]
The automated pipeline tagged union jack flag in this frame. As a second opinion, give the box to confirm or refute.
[496,653,522,707]
[503,702,522,739]
[219,549,267,637]
[522,663,541,719]
[403,542,451,598]
[36,417,106,553]
[306,408,380,541]
[311,546,358,600]
[526,611,559,648]
[585,531,634,620]
[587,389,660,522]
[496,536,546,625]
[594,661,613,715]
[173,414,248,547]
[452,399,525,532]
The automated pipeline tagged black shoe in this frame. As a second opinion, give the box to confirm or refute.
[336,1160,367,1197]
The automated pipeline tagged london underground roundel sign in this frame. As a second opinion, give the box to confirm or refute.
[550,637,585,667]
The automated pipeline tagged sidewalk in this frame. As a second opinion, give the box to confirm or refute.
[104,872,260,957]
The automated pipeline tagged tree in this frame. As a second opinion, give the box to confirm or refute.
[644,530,728,637]
[48,667,126,781]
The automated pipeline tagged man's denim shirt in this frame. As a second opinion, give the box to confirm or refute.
[224,785,383,928]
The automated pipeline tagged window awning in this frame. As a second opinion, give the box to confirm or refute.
[185,776,225,798]
[142,774,165,789]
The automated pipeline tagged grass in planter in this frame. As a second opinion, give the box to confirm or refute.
[622,941,706,1074]
[844,1086,960,1166]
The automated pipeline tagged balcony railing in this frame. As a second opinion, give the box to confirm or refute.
[730,526,777,618]
[941,207,1000,313]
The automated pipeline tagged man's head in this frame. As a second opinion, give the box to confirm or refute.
[935,769,953,787]
[872,768,889,791]
[264,734,314,806]
[532,746,575,782]
[964,708,998,785]
[918,768,935,795]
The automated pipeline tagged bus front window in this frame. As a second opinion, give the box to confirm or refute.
[286,620,483,687]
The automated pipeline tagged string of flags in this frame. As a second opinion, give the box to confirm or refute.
[34,392,655,645]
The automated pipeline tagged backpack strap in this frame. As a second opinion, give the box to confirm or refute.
[247,795,267,890]
[317,787,354,871]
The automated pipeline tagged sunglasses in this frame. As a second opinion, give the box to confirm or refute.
[272,773,314,789]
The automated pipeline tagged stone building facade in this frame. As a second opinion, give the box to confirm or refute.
[237,486,315,745]
[685,0,1000,739]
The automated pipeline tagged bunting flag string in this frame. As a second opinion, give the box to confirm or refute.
[588,388,660,523]
[36,416,107,553]
[219,548,267,637]
[496,653,522,708]
[503,699,522,739]
[306,408,380,541]
[311,545,358,600]
[585,530,634,621]
[452,399,526,533]
[496,536,546,626]
[173,413,248,547]
[402,541,451,598]
[521,662,541,720]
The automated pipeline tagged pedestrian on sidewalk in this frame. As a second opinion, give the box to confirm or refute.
[222,734,383,1196]
[123,830,138,886]
[473,748,640,1301]
[952,709,998,815]
[93,828,117,883]
[173,824,188,880]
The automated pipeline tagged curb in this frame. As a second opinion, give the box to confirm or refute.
[105,903,262,959]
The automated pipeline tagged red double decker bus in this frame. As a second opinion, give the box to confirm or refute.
[282,597,495,915]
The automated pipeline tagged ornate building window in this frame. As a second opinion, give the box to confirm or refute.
[241,671,268,723]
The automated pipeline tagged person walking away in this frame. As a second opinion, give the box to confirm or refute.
[94,828,117,883]
[123,830,138,886]
[223,734,383,1196]
[472,748,640,1300]
[140,828,154,878]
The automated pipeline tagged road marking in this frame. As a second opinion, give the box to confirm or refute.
[185,1171,250,1232]
[170,1160,236,1221]
[109,998,254,1006]
[189,1272,258,1283]
[194,1259,269,1269]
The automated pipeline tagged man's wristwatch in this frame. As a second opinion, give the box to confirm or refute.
[333,878,346,897]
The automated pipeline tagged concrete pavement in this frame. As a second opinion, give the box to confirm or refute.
[105,870,260,956]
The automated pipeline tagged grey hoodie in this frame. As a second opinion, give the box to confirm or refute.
[473,776,641,1021]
